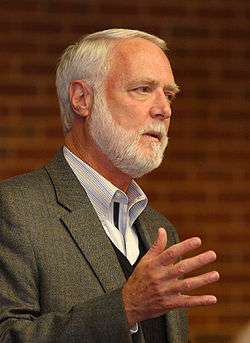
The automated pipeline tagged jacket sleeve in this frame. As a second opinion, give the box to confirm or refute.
[0,217,131,343]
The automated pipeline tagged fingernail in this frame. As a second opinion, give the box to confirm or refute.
[212,271,220,281]
[191,237,201,247]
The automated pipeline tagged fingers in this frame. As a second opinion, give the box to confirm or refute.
[164,294,218,309]
[154,236,202,267]
[143,228,167,261]
[166,270,220,294]
[182,294,218,307]
[166,250,217,279]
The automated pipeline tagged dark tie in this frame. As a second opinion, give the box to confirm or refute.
[113,202,120,230]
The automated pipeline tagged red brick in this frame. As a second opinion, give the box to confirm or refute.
[0,1,249,342]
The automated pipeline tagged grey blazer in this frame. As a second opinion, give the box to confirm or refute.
[0,150,188,342]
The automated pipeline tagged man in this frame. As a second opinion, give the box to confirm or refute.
[0,29,219,342]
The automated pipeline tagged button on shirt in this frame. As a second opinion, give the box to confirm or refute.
[63,147,148,265]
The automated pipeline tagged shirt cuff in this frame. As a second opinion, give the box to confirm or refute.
[130,323,138,334]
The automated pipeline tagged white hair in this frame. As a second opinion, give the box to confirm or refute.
[55,28,167,134]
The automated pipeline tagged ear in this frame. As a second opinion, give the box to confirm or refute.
[69,80,93,118]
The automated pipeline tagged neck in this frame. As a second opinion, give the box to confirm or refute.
[64,125,133,192]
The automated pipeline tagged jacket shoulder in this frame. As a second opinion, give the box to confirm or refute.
[0,167,51,199]
[0,167,54,224]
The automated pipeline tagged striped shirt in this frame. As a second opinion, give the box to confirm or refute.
[63,146,148,265]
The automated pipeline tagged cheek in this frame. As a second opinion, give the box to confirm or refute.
[105,89,150,129]
[121,108,149,130]
[114,102,150,130]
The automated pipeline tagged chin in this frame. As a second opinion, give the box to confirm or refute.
[139,141,162,154]
[127,153,165,178]
[141,144,165,160]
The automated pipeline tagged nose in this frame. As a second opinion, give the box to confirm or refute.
[150,90,172,120]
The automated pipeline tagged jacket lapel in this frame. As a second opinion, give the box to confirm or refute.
[45,149,126,292]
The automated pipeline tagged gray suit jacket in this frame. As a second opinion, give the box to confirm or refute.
[0,149,188,342]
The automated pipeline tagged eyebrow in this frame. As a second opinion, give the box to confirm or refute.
[129,78,180,94]
[165,83,180,94]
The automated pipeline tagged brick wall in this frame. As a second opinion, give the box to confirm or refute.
[0,1,249,342]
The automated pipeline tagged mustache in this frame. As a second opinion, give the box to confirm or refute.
[139,122,167,139]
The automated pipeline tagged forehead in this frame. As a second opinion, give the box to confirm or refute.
[105,37,175,86]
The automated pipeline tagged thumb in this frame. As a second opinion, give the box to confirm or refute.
[143,227,167,261]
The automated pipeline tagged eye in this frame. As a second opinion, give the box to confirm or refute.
[165,92,176,103]
[134,86,152,93]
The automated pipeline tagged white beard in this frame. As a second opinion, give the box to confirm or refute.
[88,90,168,178]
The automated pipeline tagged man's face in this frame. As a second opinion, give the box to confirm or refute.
[89,38,178,178]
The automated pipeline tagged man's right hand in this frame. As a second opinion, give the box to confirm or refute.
[122,228,219,327]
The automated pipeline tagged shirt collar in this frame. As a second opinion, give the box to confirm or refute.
[63,146,148,224]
